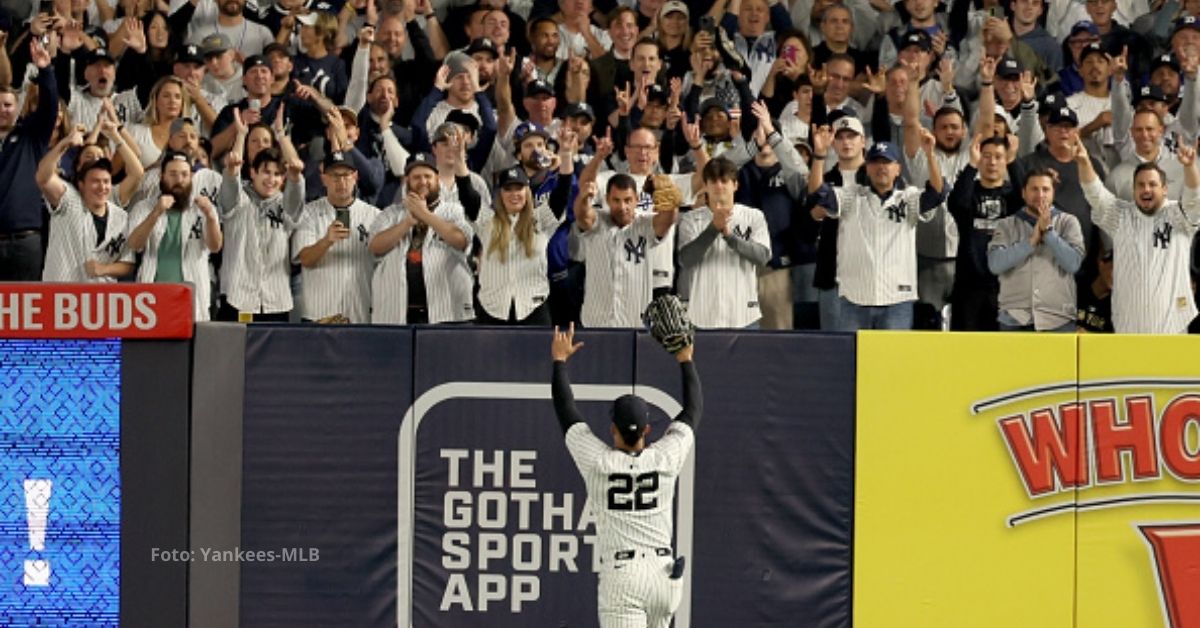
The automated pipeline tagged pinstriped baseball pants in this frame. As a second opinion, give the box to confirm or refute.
[597,554,682,628]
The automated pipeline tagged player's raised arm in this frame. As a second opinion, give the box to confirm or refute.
[673,348,702,430]
[550,324,587,434]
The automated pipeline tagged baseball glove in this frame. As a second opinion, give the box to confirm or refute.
[642,294,695,354]
[646,174,684,213]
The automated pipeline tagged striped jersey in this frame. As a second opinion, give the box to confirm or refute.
[676,203,771,328]
[292,198,380,323]
[134,167,224,209]
[217,174,305,314]
[1082,180,1200,333]
[125,198,218,321]
[573,211,662,328]
[368,200,475,324]
[594,171,695,291]
[564,421,694,558]
[473,201,564,320]
[821,182,943,306]
[67,88,142,130]
[42,186,132,283]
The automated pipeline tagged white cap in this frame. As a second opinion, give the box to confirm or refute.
[296,11,320,26]
[831,116,864,136]
[660,0,689,18]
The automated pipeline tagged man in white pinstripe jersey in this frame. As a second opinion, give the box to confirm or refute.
[293,151,380,323]
[549,323,701,628]
[1077,136,1200,333]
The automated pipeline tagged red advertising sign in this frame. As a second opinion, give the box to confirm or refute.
[0,284,194,339]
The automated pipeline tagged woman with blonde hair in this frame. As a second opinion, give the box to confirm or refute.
[472,165,566,326]
[125,76,191,167]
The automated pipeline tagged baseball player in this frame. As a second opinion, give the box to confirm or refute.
[292,150,381,323]
[1077,136,1200,333]
[549,322,701,628]
[572,173,680,327]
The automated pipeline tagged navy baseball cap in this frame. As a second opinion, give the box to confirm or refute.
[646,83,670,105]
[1079,42,1107,64]
[465,38,498,58]
[997,56,1022,78]
[699,97,728,117]
[1152,53,1181,75]
[176,43,204,65]
[900,29,932,52]
[404,152,437,175]
[525,79,554,98]
[161,149,192,166]
[243,55,269,70]
[1069,21,1100,38]
[564,102,596,121]
[866,141,901,163]
[1039,92,1064,115]
[497,166,529,188]
[85,47,115,66]
[513,121,551,146]
[1047,106,1079,127]
[323,150,358,171]
[444,108,481,133]
[611,394,650,444]
[1174,15,1200,37]
[1135,84,1170,104]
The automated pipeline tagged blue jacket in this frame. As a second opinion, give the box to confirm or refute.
[0,66,58,232]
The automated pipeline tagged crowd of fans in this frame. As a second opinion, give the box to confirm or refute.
[1,0,1199,333]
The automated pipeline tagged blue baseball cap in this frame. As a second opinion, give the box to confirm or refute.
[866,141,901,163]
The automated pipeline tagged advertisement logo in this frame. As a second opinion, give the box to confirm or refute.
[975,380,1200,628]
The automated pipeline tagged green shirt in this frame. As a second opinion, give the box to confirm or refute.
[154,211,185,283]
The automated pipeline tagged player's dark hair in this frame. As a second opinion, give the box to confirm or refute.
[607,173,638,196]
[632,36,664,59]
[979,136,1008,152]
[1133,162,1167,185]
[702,157,738,183]
[251,147,283,171]
[1023,167,1057,188]
[932,107,963,125]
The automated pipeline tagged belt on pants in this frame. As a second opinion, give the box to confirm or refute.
[613,548,671,560]
[0,230,40,240]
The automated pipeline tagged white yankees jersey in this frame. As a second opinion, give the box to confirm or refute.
[1067,91,1114,148]
[217,175,305,314]
[564,421,694,560]
[574,212,661,328]
[676,204,771,328]
[1082,180,1200,333]
[125,199,218,321]
[67,88,142,130]
[425,100,481,146]
[829,183,939,306]
[473,201,564,320]
[292,198,380,323]
[594,171,695,291]
[42,186,132,283]
[368,200,475,324]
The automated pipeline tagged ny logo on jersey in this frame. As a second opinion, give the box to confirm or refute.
[768,173,786,188]
[636,191,654,213]
[886,200,908,223]
[358,224,370,242]
[1154,223,1173,249]
[732,225,753,241]
[200,187,219,205]
[265,207,285,229]
[104,233,126,257]
[189,216,204,240]
[624,236,647,264]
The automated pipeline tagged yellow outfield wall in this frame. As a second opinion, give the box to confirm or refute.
[854,332,1200,628]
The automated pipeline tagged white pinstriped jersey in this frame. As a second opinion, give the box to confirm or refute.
[676,204,771,328]
[829,183,938,306]
[217,175,305,314]
[594,172,695,291]
[564,421,694,559]
[1066,92,1114,148]
[42,186,132,283]
[473,201,564,320]
[1082,180,1200,333]
[125,199,218,321]
[368,200,476,324]
[292,198,380,323]
[67,88,142,130]
[573,212,661,328]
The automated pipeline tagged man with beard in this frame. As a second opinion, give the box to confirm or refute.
[946,135,1024,331]
[68,48,139,129]
[126,151,224,321]
[293,150,380,323]
[1069,43,1116,168]
[0,38,56,281]
[177,0,275,57]
[1107,110,1185,203]
[528,17,566,84]
[1079,137,1200,334]
[133,118,223,209]
[987,168,1086,332]
[368,153,474,324]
